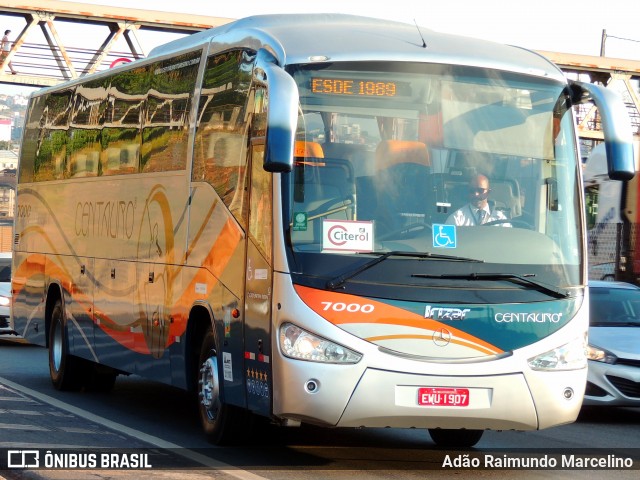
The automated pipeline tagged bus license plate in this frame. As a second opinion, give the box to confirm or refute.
[418,387,469,407]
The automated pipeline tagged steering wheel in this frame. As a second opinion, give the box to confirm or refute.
[482,218,532,228]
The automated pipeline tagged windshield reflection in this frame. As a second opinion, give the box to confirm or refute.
[286,62,582,287]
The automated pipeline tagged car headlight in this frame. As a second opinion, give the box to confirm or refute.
[586,344,617,364]
[527,336,587,371]
[0,295,9,307]
[279,322,362,363]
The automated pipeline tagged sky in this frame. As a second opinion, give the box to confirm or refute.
[76,0,640,58]
[2,0,640,96]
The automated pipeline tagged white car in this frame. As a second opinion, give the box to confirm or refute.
[0,251,11,334]
[584,280,640,406]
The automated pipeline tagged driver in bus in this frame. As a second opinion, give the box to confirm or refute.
[446,173,511,227]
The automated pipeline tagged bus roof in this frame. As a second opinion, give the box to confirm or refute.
[149,14,566,82]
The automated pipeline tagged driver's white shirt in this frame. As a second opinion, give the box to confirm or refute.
[446,204,510,227]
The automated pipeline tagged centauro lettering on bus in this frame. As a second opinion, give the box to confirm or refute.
[12,181,244,358]
[295,285,578,357]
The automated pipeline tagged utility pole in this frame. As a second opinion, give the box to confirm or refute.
[600,29,607,57]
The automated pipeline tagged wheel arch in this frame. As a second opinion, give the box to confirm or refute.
[185,302,217,393]
[44,282,64,349]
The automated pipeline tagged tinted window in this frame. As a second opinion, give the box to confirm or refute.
[590,286,640,325]
[193,49,255,226]
[141,50,200,173]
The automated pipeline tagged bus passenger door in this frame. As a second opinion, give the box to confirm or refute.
[244,143,274,416]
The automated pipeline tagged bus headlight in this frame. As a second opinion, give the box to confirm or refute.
[527,336,587,371]
[0,295,9,307]
[279,322,362,364]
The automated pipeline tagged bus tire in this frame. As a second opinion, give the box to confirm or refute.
[197,328,250,445]
[48,299,86,391]
[428,428,484,448]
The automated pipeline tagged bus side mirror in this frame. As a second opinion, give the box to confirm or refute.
[570,81,635,181]
[255,49,298,173]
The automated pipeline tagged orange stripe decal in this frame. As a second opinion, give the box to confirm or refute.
[294,284,503,355]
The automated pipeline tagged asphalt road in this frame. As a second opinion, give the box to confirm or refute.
[0,337,639,480]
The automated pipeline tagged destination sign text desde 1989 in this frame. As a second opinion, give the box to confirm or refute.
[311,78,400,97]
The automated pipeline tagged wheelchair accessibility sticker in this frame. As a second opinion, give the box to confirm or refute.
[432,224,456,248]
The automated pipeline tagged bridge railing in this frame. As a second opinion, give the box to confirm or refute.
[7,41,141,81]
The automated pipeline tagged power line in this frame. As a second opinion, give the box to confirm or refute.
[600,29,640,57]
[607,34,640,44]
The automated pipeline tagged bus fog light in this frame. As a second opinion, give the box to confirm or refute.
[527,336,587,371]
[279,322,362,364]
[563,388,574,400]
[305,379,319,393]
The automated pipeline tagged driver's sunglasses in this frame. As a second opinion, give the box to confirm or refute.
[469,187,490,195]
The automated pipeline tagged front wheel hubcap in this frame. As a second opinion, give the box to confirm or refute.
[199,356,220,421]
[52,321,63,372]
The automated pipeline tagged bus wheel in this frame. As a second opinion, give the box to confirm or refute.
[197,328,248,444]
[48,299,86,391]
[428,428,484,448]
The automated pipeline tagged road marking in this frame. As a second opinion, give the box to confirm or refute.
[4,409,45,415]
[59,427,102,434]
[0,396,36,402]
[0,376,267,480]
[0,423,49,431]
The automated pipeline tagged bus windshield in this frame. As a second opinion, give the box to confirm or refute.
[287,62,582,288]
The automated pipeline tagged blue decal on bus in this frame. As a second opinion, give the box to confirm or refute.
[433,224,456,248]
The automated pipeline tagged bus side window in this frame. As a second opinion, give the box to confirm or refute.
[193,49,255,227]
[32,89,74,182]
[141,50,200,173]
[99,65,147,177]
[103,147,121,175]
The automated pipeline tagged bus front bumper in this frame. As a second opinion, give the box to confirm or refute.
[273,363,585,431]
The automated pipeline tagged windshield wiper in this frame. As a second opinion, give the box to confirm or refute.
[326,251,483,290]
[411,272,570,299]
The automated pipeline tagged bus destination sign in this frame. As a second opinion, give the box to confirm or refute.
[310,77,409,98]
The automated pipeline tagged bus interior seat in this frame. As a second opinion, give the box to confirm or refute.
[291,141,355,244]
[321,143,375,177]
[490,179,521,218]
[320,142,378,222]
[374,140,431,231]
[428,166,477,223]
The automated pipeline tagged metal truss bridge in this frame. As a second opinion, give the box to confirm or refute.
[0,0,231,88]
